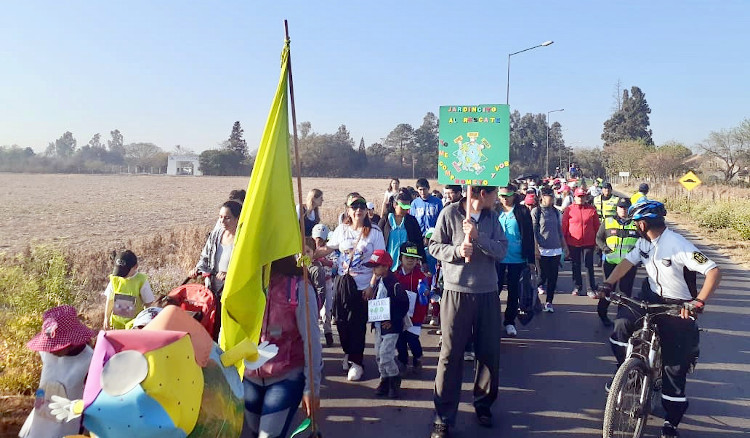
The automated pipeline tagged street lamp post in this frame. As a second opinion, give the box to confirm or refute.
[546,108,564,177]
[506,40,554,105]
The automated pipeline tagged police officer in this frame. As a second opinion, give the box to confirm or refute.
[592,183,618,267]
[598,201,722,438]
[594,198,638,327]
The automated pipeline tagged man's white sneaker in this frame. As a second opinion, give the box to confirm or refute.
[342,354,350,371]
[543,303,554,313]
[505,324,518,337]
[571,287,581,296]
[347,363,364,381]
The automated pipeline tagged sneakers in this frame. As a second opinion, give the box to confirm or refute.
[464,350,475,361]
[587,290,598,299]
[543,302,554,313]
[347,363,364,381]
[661,422,680,437]
[342,354,350,371]
[375,377,390,397]
[505,324,517,337]
[430,423,449,438]
[429,318,439,326]
[537,285,546,295]
[571,287,581,296]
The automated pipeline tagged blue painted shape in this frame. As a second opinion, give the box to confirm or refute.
[83,384,186,438]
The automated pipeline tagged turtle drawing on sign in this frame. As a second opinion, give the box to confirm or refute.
[452,132,490,175]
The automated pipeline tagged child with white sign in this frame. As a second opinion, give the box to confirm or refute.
[394,241,429,374]
[102,250,155,329]
[365,249,409,399]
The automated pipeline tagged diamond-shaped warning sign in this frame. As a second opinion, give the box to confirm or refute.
[679,171,702,191]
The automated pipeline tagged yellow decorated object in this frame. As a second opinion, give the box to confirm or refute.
[140,335,203,434]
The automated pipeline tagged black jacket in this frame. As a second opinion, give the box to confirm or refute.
[376,273,410,335]
[378,213,427,261]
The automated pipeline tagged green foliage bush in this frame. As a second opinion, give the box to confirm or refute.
[0,247,79,394]
[661,195,750,240]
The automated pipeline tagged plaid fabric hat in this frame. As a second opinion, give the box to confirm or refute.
[27,305,98,352]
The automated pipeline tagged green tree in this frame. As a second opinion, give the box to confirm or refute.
[574,147,606,178]
[384,123,415,171]
[227,121,248,158]
[357,137,368,167]
[603,139,652,177]
[640,142,692,180]
[198,149,251,176]
[602,86,654,147]
[45,131,77,157]
[124,142,164,171]
[700,118,750,182]
[413,112,439,177]
[108,129,124,154]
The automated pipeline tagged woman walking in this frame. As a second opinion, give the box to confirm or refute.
[317,195,385,381]
[297,189,323,237]
[379,191,426,271]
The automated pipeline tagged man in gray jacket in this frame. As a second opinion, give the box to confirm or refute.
[428,185,508,438]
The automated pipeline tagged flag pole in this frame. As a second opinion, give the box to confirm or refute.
[465,185,472,263]
[285,19,320,435]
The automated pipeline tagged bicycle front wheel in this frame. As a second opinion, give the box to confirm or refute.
[603,358,652,438]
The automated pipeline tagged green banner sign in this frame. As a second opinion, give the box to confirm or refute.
[438,104,510,186]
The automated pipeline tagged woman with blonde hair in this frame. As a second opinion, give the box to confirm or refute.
[297,188,323,237]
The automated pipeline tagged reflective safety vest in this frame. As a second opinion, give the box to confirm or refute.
[108,273,147,329]
[594,194,619,219]
[631,192,647,205]
[604,217,639,264]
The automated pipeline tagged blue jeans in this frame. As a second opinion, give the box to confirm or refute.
[241,372,305,438]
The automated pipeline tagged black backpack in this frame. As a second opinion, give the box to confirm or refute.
[517,266,542,325]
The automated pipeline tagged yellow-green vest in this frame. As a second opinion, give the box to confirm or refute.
[630,192,647,205]
[594,194,619,218]
[108,273,147,329]
[604,217,639,265]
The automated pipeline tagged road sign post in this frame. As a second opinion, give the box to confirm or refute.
[678,171,702,214]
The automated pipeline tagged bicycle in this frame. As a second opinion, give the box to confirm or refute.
[601,292,696,438]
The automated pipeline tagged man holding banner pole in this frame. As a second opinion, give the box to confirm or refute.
[428,185,507,437]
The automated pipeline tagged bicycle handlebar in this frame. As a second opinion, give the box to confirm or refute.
[607,292,685,316]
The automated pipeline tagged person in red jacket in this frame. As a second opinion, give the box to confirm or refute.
[562,188,601,296]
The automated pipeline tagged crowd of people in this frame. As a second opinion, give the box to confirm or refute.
[21,174,722,438]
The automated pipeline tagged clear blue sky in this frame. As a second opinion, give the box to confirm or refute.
[2,1,748,154]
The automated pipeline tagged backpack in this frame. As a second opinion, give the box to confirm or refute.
[166,283,217,338]
[517,266,542,326]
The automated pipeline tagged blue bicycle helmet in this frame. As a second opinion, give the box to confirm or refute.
[628,200,667,220]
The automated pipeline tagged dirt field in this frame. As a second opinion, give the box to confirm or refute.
[0,173,436,255]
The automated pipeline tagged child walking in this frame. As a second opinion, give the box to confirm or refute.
[19,305,98,438]
[365,250,409,399]
[103,250,155,329]
[394,242,429,373]
[311,224,337,347]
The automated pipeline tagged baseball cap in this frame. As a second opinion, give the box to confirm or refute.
[366,201,375,210]
[311,223,330,240]
[558,184,570,193]
[395,192,412,209]
[639,183,650,193]
[399,241,422,259]
[113,250,138,277]
[602,182,612,190]
[617,198,632,209]
[574,188,587,197]
[364,249,393,268]
[541,187,554,197]
[347,195,367,207]
[524,194,537,205]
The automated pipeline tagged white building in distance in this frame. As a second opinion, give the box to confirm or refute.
[167,155,202,176]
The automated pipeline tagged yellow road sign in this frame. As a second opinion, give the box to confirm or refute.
[679,171,702,191]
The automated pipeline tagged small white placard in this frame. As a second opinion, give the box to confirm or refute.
[618,171,630,177]
[368,297,391,322]
[405,291,417,318]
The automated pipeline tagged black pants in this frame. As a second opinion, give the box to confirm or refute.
[336,290,368,366]
[609,289,699,427]
[538,255,561,303]
[396,330,423,365]
[570,245,596,291]
[597,261,637,319]
[496,262,525,326]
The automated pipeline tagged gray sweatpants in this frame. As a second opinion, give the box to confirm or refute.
[374,326,400,378]
[434,290,502,426]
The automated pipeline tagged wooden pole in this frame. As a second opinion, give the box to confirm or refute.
[465,185,472,263]
[285,19,319,435]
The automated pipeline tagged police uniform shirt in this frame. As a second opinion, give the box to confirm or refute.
[624,228,717,301]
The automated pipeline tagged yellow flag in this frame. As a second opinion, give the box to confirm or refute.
[219,40,301,361]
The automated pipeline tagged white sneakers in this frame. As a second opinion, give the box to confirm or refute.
[347,363,364,381]
[505,324,518,337]
[537,285,546,295]
[543,303,554,313]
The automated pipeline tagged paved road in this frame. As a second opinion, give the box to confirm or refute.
[313,222,750,437]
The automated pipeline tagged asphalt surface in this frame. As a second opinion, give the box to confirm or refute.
[313,222,750,437]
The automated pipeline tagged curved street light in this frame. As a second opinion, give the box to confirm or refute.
[546,108,564,177]
[506,41,554,105]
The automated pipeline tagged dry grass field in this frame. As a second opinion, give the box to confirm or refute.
[0,173,429,254]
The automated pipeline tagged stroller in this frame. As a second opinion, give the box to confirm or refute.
[165,277,218,339]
